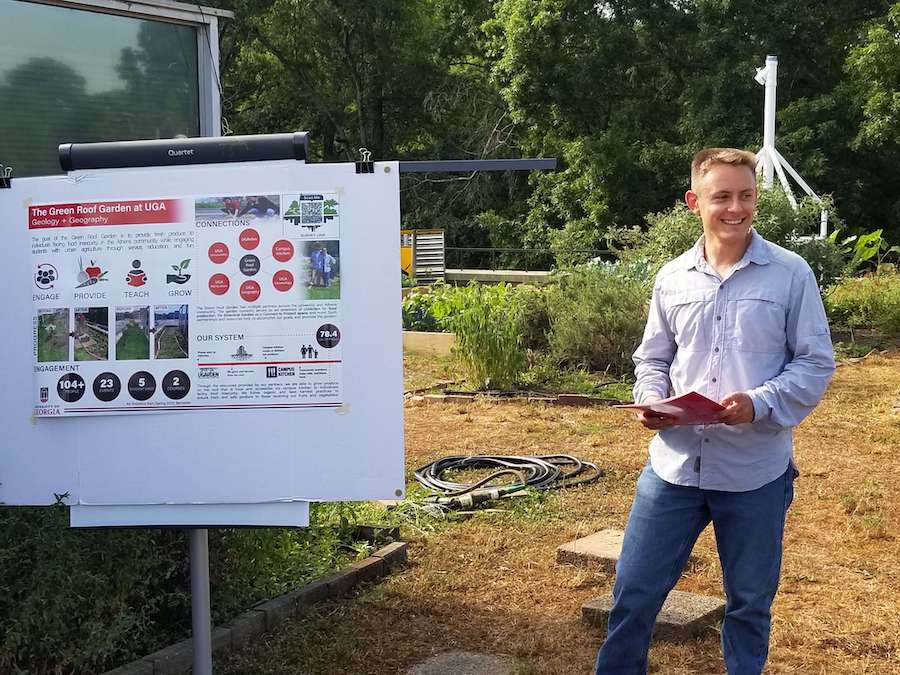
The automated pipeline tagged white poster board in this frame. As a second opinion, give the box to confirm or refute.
[0,159,404,519]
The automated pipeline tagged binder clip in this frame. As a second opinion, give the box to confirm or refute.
[0,164,11,189]
[355,148,374,174]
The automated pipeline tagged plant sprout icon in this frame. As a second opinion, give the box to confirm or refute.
[76,257,108,287]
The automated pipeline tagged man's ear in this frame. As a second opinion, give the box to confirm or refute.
[685,189,700,214]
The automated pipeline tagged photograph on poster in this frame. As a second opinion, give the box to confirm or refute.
[196,195,281,219]
[153,305,189,359]
[302,241,340,300]
[114,307,150,360]
[36,308,69,362]
[74,307,109,361]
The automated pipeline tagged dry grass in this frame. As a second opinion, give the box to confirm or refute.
[221,352,900,675]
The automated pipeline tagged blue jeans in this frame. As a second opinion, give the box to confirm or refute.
[595,464,795,675]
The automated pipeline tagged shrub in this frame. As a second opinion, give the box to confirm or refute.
[0,506,189,675]
[825,271,900,336]
[442,283,526,389]
[401,289,441,331]
[516,283,551,352]
[0,503,367,674]
[544,266,649,376]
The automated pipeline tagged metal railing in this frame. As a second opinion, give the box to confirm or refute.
[444,247,614,271]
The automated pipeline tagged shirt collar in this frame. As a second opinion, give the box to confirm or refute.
[686,228,771,272]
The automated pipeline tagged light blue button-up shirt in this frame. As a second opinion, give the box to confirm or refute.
[633,230,835,492]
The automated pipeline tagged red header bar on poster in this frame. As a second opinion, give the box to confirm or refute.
[28,199,183,229]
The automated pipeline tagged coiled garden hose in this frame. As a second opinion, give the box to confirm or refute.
[413,454,603,509]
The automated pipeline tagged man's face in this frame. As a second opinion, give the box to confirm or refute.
[685,163,757,246]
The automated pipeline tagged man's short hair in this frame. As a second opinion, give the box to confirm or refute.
[690,148,758,191]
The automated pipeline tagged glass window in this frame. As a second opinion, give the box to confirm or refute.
[0,0,200,177]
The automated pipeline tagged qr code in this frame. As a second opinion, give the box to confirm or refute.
[301,201,324,223]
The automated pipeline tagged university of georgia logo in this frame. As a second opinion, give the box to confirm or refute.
[39,387,49,403]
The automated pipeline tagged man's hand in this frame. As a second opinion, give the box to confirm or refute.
[636,409,678,430]
[718,392,755,425]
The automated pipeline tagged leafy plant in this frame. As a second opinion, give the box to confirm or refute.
[829,228,900,274]
[544,266,648,376]
[0,502,373,674]
[824,270,900,336]
[442,282,526,389]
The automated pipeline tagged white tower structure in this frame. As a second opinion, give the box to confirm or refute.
[754,55,829,237]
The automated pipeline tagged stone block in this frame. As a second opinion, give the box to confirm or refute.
[556,529,625,573]
[582,590,725,642]
[372,541,409,568]
[403,331,456,356]
[558,529,695,573]
[211,626,231,654]
[255,592,300,631]
[297,578,331,605]
[226,609,266,649]
[321,568,359,597]
[101,659,155,675]
[556,393,592,406]
[144,638,193,675]
[406,651,516,675]
[346,556,385,584]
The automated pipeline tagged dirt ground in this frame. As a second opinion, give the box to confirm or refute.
[222,352,900,675]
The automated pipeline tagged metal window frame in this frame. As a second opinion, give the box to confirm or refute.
[15,0,233,138]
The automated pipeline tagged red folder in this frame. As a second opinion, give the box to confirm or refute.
[614,391,726,426]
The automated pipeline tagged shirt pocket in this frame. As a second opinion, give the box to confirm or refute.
[728,291,787,353]
[663,289,715,351]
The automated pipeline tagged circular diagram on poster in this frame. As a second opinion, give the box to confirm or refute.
[239,228,260,250]
[273,270,294,292]
[57,373,86,403]
[92,372,121,402]
[240,280,261,302]
[239,254,260,276]
[162,370,191,400]
[128,371,157,401]
[272,239,294,262]
[208,242,229,264]
[316,323,341,349]
[209,273,230,295]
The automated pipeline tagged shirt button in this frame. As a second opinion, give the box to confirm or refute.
[712,377,717,383]
[704,438,710,443]
[716,315,722,321]
[714,347,720,353]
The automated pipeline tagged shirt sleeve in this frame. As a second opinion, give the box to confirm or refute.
[632,282,676,403]
[747,267,835,429]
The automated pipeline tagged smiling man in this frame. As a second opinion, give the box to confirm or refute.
[594,148,835,674]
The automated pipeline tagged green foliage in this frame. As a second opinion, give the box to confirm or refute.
[401,283,469,332]
[845,4,900,153]
[0,505,189,674]
[830,228,900,273]
[0,503,371,674]
[442,283,527,389]
[543,266,649,376]
[516,283,552,352]
[788,236,849,291]
[825,271,900,335]
[208,503,366,623]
